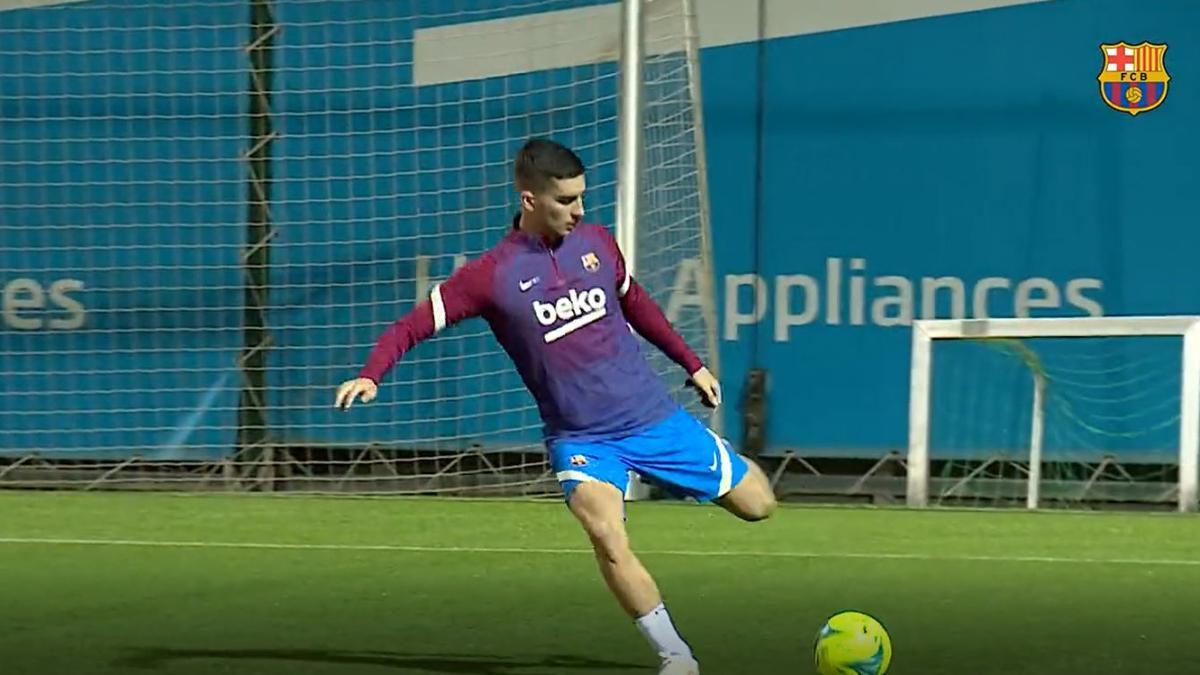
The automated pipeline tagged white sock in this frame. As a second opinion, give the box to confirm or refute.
[635,602,693,657]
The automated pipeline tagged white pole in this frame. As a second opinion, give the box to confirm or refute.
[618,0,647,501]
[907,323,933,507]
[616,0,644,279]
[680,0,723,435]
[1178,322,1200,512]
[1027,371,1045,510]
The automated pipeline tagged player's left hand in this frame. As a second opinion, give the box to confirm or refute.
[687,366,722,408]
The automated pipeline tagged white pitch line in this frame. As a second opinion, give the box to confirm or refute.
[0,536,1197,567]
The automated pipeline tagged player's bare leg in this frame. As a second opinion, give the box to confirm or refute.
[569,480,660,615]
[716,456,777,522]
[568,480,699,674]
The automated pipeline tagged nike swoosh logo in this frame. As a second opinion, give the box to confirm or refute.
[709,453,718,472]
[519,278,539,291]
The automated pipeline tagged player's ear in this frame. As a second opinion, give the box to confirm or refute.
[519,189,537,211]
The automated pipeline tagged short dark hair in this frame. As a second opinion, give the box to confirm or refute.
[514,138,585,192]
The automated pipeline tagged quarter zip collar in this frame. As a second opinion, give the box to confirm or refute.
[508,212,567,251]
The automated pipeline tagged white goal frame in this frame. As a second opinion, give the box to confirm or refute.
[907,316,1200,512]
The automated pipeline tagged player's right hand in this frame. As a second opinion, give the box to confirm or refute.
[335,377,378,410]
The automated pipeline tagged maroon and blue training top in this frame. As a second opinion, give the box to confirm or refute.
[358,218,704,442]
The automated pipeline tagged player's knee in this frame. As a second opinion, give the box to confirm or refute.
[718,487,775,522]
[568,481,629,558]
[583,518,632,563]
[740,492,777,522]
[729,459,777,522]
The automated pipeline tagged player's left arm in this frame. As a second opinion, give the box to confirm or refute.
[597,226,721,408]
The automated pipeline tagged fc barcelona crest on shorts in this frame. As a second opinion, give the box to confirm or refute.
[1098,42,1169,116]
[569,454,588,467]
[581,252,600,273]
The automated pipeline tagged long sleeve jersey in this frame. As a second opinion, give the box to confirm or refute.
[358,218,704,441]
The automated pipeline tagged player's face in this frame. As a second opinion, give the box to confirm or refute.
[528,175,585,238]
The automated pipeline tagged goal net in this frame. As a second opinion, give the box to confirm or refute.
[907,317,1200,512]
[0,0,718,494]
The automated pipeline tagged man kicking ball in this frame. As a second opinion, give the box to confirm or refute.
[336,138,777,674]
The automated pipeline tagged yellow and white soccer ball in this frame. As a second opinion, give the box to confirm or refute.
[813,611,892,675]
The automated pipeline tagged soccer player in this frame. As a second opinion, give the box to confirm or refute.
[334,138,777,675]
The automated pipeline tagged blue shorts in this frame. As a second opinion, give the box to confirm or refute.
[549,406,749,504]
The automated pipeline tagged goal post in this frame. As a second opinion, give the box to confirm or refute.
[907,316,1200,512]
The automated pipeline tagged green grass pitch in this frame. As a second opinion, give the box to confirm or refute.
[2,491,1199,674]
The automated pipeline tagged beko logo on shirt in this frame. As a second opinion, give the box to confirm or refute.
[532,287,607,343]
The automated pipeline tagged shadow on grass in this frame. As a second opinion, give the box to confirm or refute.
[112,647,648,673]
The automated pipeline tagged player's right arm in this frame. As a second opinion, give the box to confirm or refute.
[335,256,494,410]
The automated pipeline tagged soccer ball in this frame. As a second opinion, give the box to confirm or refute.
[813,611,892,675]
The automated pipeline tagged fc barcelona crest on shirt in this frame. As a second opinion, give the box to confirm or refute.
[581,252,600,273]
[1098,42,1169,116]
